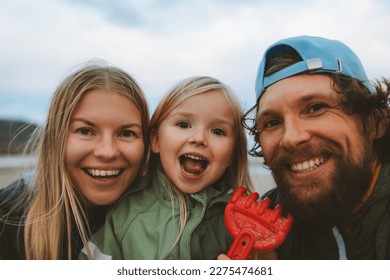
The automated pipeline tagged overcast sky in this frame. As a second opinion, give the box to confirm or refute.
[1,0,389,124]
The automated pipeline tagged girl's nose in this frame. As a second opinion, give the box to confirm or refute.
[188,128,208,147]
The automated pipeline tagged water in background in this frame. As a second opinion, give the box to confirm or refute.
[0,154,36,188]
[0,155,275,195]
[248,157,275,195]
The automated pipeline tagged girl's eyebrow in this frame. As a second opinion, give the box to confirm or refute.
[169,111,192,117]
[171,111,234,124]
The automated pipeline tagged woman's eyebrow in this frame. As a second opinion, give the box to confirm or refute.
[69,118,95,126]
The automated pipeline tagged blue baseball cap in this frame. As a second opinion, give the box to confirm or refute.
[255,35,375,101]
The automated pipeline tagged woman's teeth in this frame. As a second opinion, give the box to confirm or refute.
[87,169,120,177]
[291,158,324,173]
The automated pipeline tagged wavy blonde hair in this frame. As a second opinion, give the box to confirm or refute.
[149,76,253,248]
[23,62,149,259]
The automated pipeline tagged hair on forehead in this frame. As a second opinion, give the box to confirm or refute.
[152,76,241,123]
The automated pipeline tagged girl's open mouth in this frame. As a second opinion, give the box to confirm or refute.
[179,154,209,176]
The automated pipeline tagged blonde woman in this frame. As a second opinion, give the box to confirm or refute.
[0,63,149,259]
[86,76,254,259]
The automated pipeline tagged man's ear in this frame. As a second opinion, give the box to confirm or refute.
[150,129,160,153]
[373,109,388,139]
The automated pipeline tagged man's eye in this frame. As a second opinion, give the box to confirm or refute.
[176,120,191,129]
[264,119,281,128]
[211,128,225,136]
[308,103,326,113]
[76,128,93,136]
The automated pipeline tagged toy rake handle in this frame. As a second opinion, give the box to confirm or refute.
[227,229,256,260]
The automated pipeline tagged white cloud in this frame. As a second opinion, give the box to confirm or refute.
[0,0,389,123]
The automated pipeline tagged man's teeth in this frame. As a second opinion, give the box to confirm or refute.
[88,169,120,177]
[291,158,324,172]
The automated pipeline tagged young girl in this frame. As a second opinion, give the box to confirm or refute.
[86,76,253,259]
[0,63,150,259]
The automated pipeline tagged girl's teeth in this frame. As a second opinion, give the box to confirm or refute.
[185,154,206,161]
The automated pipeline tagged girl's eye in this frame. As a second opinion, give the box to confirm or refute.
[176,120,191,129]
[119,130,136,138]
[211,128,225,136]
[308,103,327,114]
[76,127,93,136]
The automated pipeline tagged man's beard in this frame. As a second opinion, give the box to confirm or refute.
[268,141,375,227]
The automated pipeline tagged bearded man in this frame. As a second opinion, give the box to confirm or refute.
[244,35,390,259]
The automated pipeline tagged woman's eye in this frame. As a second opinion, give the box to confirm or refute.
[211,128,225,136]
[76,127,93,136]
[119,130,136,138]
[176,120,191,129]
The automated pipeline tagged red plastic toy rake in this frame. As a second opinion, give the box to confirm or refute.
[224,186,293,260]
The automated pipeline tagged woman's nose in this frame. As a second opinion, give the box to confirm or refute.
[94,135,119,160]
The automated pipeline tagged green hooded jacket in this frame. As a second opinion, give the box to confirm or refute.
[84,169,233,259]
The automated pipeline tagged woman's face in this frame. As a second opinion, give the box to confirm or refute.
[65,89,145,206]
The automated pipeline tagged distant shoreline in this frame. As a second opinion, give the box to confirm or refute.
[0,154,36,188]
[0,154,37,168]
[0,155,275,194]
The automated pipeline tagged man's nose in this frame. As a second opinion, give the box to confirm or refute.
[280,118,311,150]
